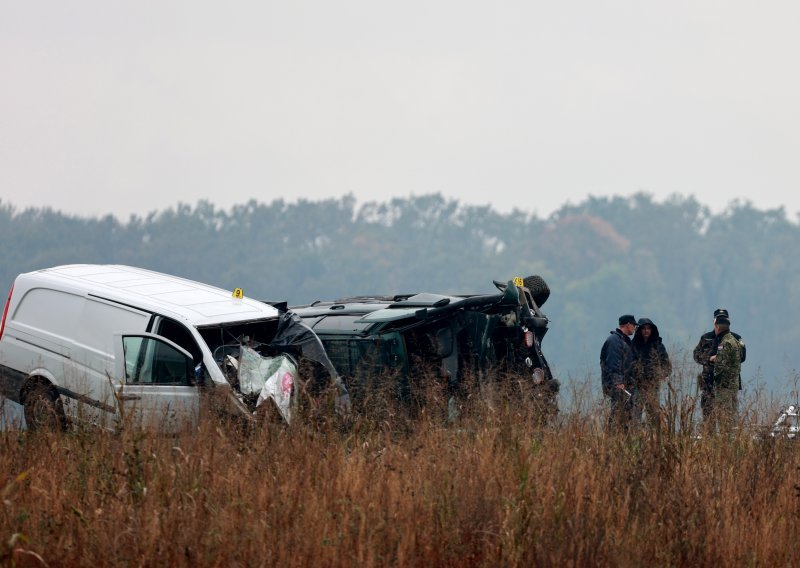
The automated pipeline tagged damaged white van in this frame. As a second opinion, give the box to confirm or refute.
[0,265,348,431]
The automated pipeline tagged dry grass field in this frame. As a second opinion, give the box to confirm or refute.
[1,374,799,567]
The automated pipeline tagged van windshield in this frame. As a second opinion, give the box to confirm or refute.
[197,318,281,361]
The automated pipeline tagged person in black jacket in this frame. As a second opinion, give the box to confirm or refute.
[693,308,746,423]
[631,317,672,428]
[600,314,637,431]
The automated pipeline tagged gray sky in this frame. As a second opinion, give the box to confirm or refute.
[2,1,799,220]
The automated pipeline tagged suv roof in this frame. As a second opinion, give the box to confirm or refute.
[295,289,534,327]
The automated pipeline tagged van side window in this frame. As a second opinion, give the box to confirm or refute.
[156,318,202,364]
[122,336,193,386]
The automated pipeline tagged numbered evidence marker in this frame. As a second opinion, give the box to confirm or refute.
[232,288,244,300]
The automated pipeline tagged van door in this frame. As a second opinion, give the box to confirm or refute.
[112,333,199,431]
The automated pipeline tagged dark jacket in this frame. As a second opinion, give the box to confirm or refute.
[600,329,633,392]
[693,330,746,365]
[631,318,671,388]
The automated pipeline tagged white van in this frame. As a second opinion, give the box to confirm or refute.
[0,264,333,431]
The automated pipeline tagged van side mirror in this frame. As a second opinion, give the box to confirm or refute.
[192,362,207,387]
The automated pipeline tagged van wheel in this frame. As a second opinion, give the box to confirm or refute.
[523,275,550,307]
[24,382,67,432]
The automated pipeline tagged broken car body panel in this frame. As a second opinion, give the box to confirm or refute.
[290,277,558,415]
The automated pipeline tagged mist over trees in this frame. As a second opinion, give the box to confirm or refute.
[1,193,797,396]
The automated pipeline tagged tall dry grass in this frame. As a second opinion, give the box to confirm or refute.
[1,373,799,567]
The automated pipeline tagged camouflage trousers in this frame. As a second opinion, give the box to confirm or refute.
[701,386,738,433]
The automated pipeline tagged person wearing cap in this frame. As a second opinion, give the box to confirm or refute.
[693,308,746,424]
[704,315,742,430]
[631,317,672,429]
[600,314,637,431]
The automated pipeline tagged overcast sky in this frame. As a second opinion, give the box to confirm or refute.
[1,1,798,220]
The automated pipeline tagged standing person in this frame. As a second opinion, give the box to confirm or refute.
[631,317,672,428]
[693,308,746,423]
[600,314,636,431]
[703,315,742,431]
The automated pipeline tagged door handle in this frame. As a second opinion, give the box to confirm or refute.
[119,394,141,401]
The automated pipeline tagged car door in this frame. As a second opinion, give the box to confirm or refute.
[113,332,200,432]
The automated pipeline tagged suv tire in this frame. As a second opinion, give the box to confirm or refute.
[523,275,550,307]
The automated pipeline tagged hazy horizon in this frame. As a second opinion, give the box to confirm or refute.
[3,2,799,220]
[0,190,795,225]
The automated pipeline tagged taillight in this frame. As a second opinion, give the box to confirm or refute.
[0,284,13,341]
[523,328,534,348]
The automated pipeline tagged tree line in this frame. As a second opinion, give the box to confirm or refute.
[1,193,797,395]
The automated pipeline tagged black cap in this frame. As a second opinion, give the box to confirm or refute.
[715,315,730,326]
[714,308,729,318]
[619,314,636,326]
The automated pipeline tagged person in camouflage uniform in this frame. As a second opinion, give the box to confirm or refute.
[693,308,746,423]
[704,315,742,432]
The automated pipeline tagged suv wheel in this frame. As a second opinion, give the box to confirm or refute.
[523,275,550,307]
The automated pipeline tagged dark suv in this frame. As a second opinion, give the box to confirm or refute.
[289,276,558,419]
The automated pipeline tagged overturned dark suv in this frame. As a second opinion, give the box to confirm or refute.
[289,276,558,419]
